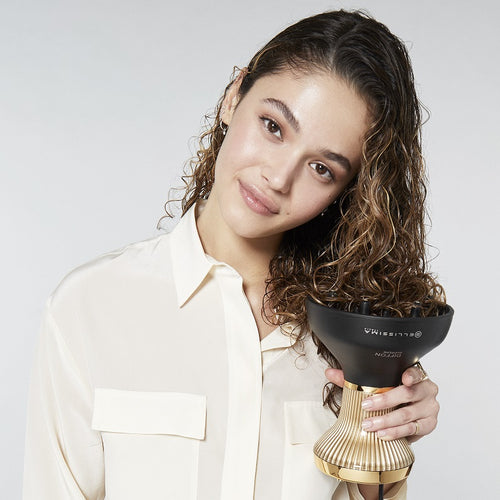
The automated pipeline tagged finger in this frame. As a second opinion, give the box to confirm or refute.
[362,400,425,431]
[402,363,428,386]
[361,400,439,439]
[361,379,437,411]
[375,416,437,442]
[361,385,418,411]
[325,368,344,387]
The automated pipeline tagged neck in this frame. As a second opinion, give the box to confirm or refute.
[196,199,282,287]
[196,198,283,340]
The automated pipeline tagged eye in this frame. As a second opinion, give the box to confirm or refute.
[260,117,282,139]
[310,162,334,182]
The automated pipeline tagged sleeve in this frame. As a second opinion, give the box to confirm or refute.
[23,302,105,500]
[333,480,407,499]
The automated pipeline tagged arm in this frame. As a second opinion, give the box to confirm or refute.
[23,303,105,500]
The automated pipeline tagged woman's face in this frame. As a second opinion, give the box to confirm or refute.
[210,69,369,242]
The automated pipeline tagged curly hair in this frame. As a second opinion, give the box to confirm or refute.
[159,10,446,414]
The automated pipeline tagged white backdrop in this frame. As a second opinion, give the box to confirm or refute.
[1,0,499,498]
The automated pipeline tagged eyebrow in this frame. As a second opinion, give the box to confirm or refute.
[320,149,352,173]
[262,97,353,173]
[262,98,300,132]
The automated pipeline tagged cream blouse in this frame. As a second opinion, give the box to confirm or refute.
[23,205,406,499]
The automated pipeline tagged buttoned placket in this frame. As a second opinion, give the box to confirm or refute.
[214,262,263,500]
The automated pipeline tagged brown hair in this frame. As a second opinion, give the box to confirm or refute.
[159,10,445,413]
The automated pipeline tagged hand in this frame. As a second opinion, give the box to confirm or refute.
[325,364,439,443]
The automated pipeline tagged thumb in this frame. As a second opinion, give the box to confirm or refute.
[325,367,345,387]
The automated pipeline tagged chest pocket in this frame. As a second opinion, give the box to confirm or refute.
[282,401,339,500]
[91,388,206,500]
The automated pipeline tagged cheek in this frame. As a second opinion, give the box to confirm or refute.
[286,195,329,226]
[220,120,263,167]
[294,187,338,217]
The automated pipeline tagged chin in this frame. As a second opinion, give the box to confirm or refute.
[223,212,279,241]
[233,222,280,240]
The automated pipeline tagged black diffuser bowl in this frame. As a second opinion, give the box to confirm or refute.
[306,299,453,387]
[306,298,453,484]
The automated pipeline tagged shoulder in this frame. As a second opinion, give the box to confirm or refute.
[48,231,173,315]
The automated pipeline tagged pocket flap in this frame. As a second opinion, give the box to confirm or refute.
[284,401,335,445]
[92,388,206,439]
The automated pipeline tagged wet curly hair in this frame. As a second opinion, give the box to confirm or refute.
[159,10,446,414]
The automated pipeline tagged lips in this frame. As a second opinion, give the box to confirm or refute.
[238,181,279,216]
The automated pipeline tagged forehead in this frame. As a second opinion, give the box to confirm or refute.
[239,69,370,165]
[243,69,369,124]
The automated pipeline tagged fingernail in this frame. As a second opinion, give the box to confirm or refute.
[361,399,373,409]
[377,430,387,438]
[361,420,373,430]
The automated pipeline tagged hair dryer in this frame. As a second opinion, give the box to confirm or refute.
[306,298,453,484]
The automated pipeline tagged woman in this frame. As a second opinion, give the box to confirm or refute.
[23,10,444,500]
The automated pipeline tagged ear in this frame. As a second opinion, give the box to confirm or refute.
[221,68,248,126]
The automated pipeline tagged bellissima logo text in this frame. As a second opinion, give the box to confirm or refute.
[363,328,422,339]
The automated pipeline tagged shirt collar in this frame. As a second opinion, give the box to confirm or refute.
[170,204,214,308]
[260,323,299,352]
[168,204,302,349]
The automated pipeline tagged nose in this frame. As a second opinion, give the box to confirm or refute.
[261,155,299,194]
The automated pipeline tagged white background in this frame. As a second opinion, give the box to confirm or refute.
[1,0,499,498]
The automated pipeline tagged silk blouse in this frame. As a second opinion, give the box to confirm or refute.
[23,204,406,499]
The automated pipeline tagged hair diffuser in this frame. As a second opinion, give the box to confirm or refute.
[306,299,453,485]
